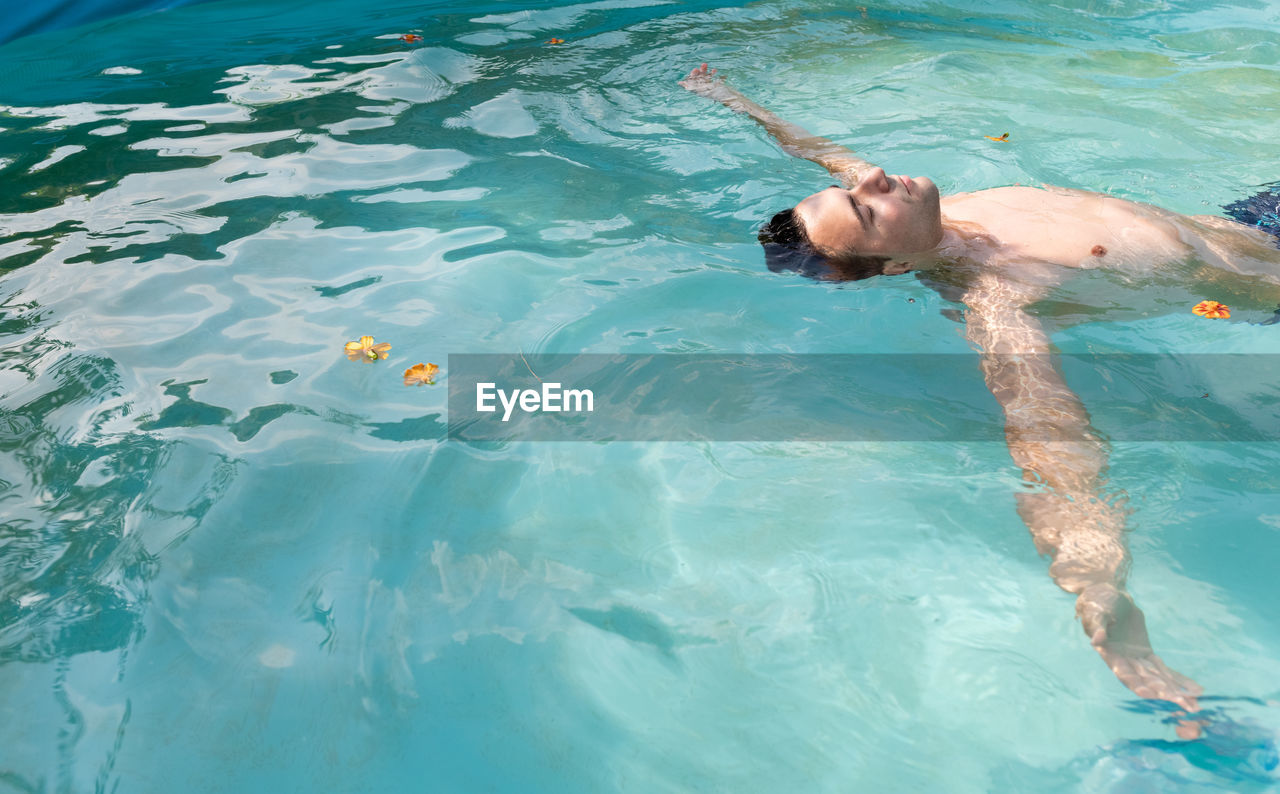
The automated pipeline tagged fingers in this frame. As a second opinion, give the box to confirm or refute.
[1175,720,1203,740]
[679,64,707,85]
[677,63,725,93]
[1108,654,1202,712]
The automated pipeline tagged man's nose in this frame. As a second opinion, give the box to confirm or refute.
[858,167,889,194]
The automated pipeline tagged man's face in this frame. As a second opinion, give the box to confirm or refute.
[793,167,943,258]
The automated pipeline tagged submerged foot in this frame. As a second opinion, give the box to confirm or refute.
[1077,583,1204,720]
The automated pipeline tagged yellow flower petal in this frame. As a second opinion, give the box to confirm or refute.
[345,335,392,361]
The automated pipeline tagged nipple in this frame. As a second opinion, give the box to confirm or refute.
[1091,245,1107,256]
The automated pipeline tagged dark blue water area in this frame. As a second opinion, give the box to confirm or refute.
[0,0,211,46]
[1091,699,1279,791]
[0,0,748,108]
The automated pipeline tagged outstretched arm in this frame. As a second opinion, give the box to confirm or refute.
[678,64,876,185]
[961,270,1203,724]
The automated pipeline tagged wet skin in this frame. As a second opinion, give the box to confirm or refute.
[794,167,943,258]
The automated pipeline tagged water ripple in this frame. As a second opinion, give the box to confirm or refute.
[2,0,1280,790]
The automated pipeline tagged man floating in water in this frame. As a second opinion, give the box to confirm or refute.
[679,62,1280,737]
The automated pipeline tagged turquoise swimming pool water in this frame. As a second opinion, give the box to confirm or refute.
[2,0,1279,790]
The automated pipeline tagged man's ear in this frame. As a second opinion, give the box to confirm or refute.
[882,260,912,275]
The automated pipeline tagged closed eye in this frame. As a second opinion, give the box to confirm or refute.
[847,193,870,229]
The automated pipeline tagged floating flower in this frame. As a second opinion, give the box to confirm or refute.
[1192,300,1231,319]
[404,363,439,386]
[546,38,565,45]
[344,335,392,362]
[399,33,423,43]
[985,132,1010,142]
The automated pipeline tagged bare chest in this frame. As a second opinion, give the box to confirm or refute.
[942,186,1188,270]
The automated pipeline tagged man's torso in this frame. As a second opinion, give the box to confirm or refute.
[932,185,1280,317]
[940,185,1193,271]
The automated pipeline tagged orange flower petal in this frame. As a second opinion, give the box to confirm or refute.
[1192,300,1229,318]
[403,362,439,385]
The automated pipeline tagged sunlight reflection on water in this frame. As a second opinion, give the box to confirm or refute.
[2,0,1280,791]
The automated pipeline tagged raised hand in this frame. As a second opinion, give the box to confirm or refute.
[673,63,875,178]
[678,63,734,102]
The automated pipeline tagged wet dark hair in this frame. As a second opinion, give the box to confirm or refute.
[757,208,893,282]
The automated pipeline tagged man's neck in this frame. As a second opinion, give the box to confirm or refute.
[896,224,982,272]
